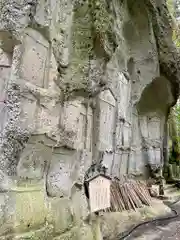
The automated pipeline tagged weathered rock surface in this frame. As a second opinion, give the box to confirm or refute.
[0,0,179,239]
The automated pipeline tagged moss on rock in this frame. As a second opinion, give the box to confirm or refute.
[60,1,93,94]
[47,198,74,235]
[91,0,111,35]
[14,189,47,233]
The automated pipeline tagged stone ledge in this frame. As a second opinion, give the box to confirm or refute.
[0,225,53,240]
[0,225,94,240]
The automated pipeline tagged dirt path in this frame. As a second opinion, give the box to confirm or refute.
[125,203,180,240]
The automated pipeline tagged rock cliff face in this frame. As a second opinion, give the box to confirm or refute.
[0,0,179,239]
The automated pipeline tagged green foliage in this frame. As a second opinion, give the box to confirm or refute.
[166,1,180,169]
[167,0,180,48]
[173,102,180,133]
[90,0,116,57]
[91,0,111,35]
[167,0,175,15]
[168,104,180,165]
[172,27,180,47]
[167,0,180,162]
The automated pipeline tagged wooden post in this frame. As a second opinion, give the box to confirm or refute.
[94,212,103,240]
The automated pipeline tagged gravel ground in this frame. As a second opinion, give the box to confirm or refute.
[125,203,180,240]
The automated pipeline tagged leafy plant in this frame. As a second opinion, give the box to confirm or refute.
[167,0,180,47]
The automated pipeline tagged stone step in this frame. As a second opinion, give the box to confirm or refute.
[163,183,180,201]
[164,184,177,190]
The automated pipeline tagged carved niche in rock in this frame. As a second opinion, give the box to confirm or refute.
[115,72,132,149]
[98,89,116,152]
[147,116,161,140]
[17,142,51,180]
[19,28,49,87]
[123,121,131,148]
[148,147,161,165]
[129,148,148,175]
[139,116,149,139]
[131,111,142,148]
[117,72,131,119]
[128,149,136,174]
[139,114,162,166]
[20,96,37,131]
[101,152,114,175]
[120,150,130,175]
[48,51,59,89]
[139,114,162,141]
[47,148,77,197]
[116,119,124,149]
[35,103,61,135]
[0,49,12,132]
[46,149,92,197]
[112,150,129,177]
[62,99,93,150]
[115,120,131,151]
[112,152,122,178]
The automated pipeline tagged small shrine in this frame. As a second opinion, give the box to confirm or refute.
[84,161,111,213]
[86,174,111,213]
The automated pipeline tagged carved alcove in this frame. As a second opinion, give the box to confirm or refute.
[136,76,175,171]
[96,88,116,152]
[19,28,49,87]
[62,98,93,151]
[46,148,78,197]
[17,142,51,181]
[0,49,12,132]
[112,71,132,177]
